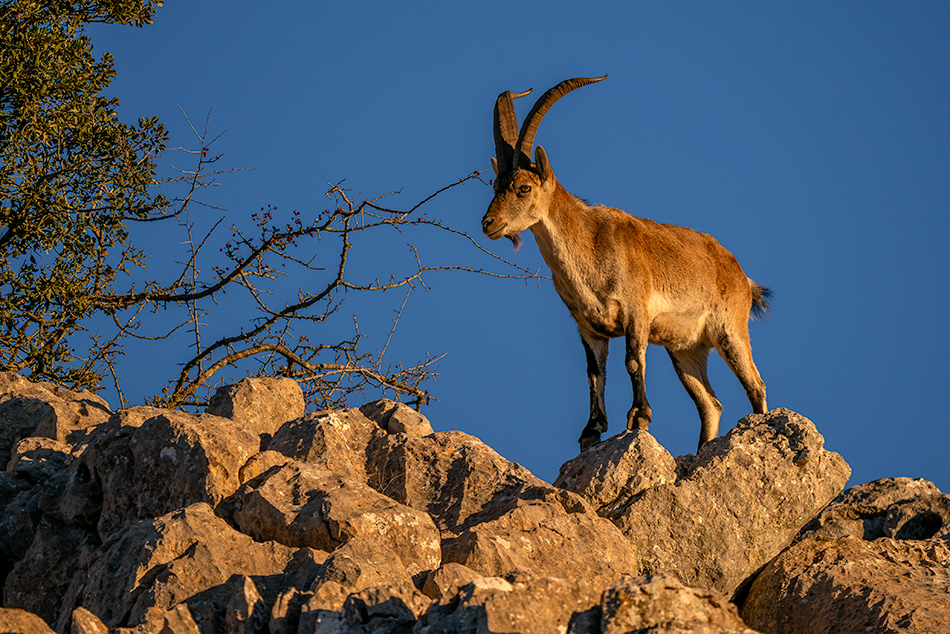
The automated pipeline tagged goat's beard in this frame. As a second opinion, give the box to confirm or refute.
[507,233,523,253]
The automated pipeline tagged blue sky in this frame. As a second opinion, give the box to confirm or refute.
[87,3,950,489]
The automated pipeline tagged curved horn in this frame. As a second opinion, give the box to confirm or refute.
[493,88,533,173]
[513,75,608,169]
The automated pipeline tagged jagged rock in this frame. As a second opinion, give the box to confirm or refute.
[589,575,761,634]
[70,607,109,634]
[3,372,895,634]
[421,563,482,600]
[113,605,202,634]
[206,377,305,443]
[310,538,416,595]
[555,429,677,512]
[0,471,35,587]
[0,607,56,634]
[237,450,292,484]
[269,409,382,483]
[0,371,110,464]
[442,497,637,592]
[1,439,78,590]
[233,461,441,576]
[6,437,78,483]
[359,399,434,437]
[224,576,268,634]
[607,408,850,597]
[4,518,99,627]
[365,429,575,533]
[340,584,431,631]
[417,576,602,634]
[42,446,101,528]
[741,536,950,634]
[58,502,323,632]
[798,477,950,541]
[304,580,350,613]
[81,407,260,538]
[269,587,308,634]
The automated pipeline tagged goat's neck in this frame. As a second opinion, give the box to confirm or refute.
[529,182,594,290]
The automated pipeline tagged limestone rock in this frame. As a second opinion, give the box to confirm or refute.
[83,407,260,538]
[3,518,99,627]
[0,471,37,587]
[0,608,56,634]
[591,575,761,634]
[555,429,677,512]
[6,437,78,483]
[113,605,202,634]
[1,438,78,589]
[70,607,109,634]
[365,429,571,533]
[237,449,292,484]
[359,399,434,436]
[608,408,850,597]
[417,576,602,634]
[234,461,441,576]
[798,477,950,541]
[310,538,416,595]
[442,497,637,592]
[269,409,381,483]
[59,503,312,632]
[0,371,110,464]
[224,576,268,634]
[269,587,308,634]
[421,563,482,600]
[206,377,305,442]
[741,536,950,634]
[341,583,431,628]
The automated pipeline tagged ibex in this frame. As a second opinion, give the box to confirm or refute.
[482,76,770,453]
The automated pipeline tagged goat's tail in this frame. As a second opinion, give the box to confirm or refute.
[749,279,773,319]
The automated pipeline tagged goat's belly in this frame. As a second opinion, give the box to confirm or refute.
[649,312,706,349]
[574,302,625,338]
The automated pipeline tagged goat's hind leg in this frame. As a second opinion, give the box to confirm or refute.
[716,322,767,414]
[578,333,609,451]
[667,346,723,451]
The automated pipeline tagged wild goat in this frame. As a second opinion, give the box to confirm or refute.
[482,76,770,452]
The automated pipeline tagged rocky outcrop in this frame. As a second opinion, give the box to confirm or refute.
[556,408,851,597]
[555,429,677,512]
[206,377,305,442]
[0,372,109,465]
[441,496,637,592]
[741,477,950,634]
[3,371,940,634]
[232,461,442,576]
[796,476,950,541]
[83,407,261,538]
[268,409,379,484]
[364,428,567,533]
[0,608,57,634]
[416,574,760,634]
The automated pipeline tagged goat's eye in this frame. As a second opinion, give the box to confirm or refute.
[518,185,531,194]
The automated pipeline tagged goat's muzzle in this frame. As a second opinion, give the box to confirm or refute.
[481,214,500,238]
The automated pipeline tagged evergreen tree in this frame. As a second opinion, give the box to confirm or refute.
[0,0,165,388]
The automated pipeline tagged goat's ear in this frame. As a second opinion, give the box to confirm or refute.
[491,157,499,176]
[535,146,553,183]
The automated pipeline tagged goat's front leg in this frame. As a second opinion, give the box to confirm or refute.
[578,332,609,451]
[624,327,652,431]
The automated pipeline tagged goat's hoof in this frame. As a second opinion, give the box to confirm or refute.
[626,410,651,432]
[578,432,601,452]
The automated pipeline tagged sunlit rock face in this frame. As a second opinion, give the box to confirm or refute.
[8,373,945,634]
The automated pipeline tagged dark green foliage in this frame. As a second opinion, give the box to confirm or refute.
[0,0,166,388]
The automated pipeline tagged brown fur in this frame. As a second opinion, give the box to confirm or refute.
[483,145,768,452]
